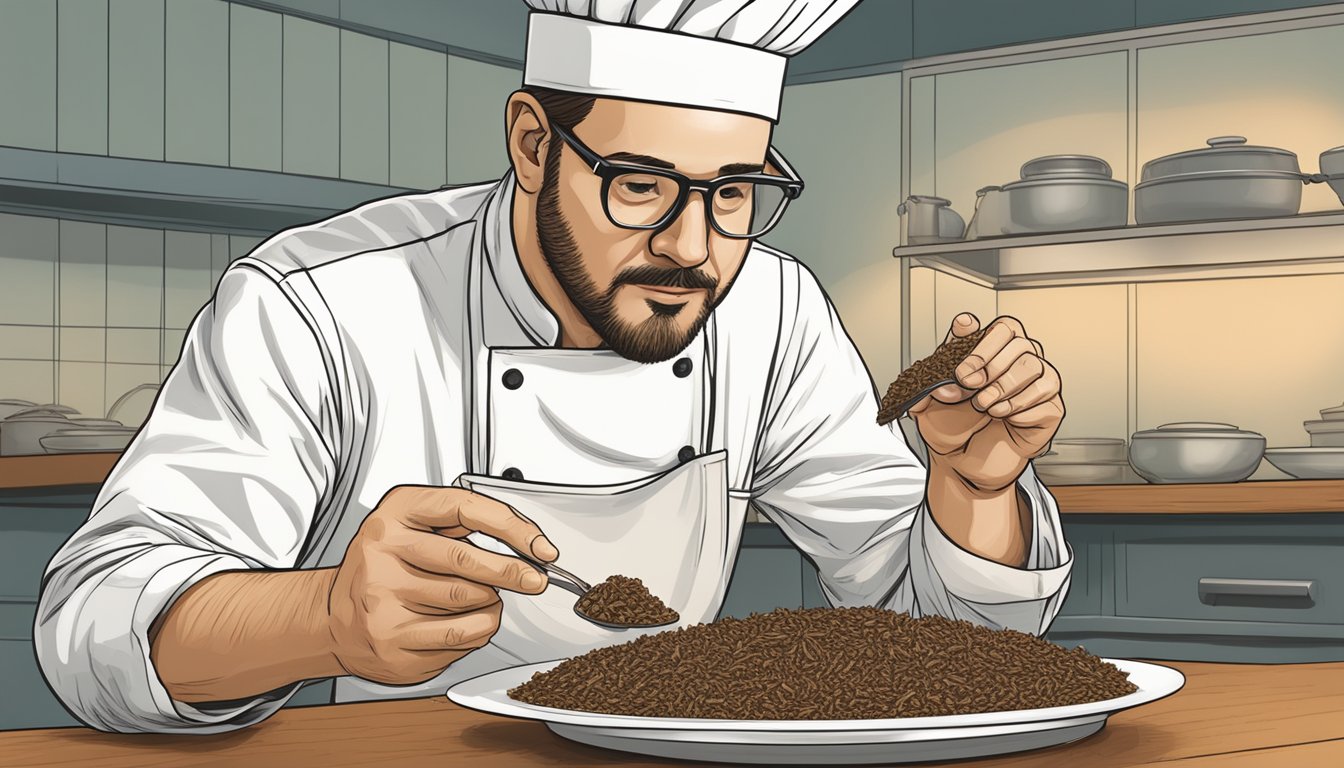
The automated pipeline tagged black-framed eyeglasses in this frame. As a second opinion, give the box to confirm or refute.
[551,123,804,239]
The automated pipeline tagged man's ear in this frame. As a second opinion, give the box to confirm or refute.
[506,91,551,195]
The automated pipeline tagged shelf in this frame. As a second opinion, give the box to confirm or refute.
[0,147,412,236]
[0,453,120,491]
[1051,479,1344,515]
[892,211,1344,289]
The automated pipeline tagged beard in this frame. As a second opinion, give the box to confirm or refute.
[536,147,719,364]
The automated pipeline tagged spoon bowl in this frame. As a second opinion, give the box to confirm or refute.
[501,541,675,630]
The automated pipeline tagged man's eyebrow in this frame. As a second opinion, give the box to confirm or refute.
[604,153,766,177]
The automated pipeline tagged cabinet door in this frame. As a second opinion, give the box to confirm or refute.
[165,0,229,166]
[718,546,803,619]
[283,16,341,178]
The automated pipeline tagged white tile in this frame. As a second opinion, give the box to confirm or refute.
[59,220,107,327]
[165,0,229,165]
[283,16,341,177]
[445,55,517,185]
[0,213,58,326]
[909,75,936,199]
[0,1,56,150]
[57,0,109,155]
[106,225,163,328]
[59,328,106,363]
[341,29,389,185]
[58,361,106,419]
[0,360,55,405]
[162,329,187,366]
[390,42,447,190]
[107,328,161,365]
[164,231,213,329]
[105,364,161,427]
[109,0,165,160]
[0,326,55,360]
[230,4,283,171]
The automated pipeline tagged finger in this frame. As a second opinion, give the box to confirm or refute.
[390,486,559,562]
[400,574,501,614]
[929,382,975,405]
[399,533,549,595]
[942,312,981,343]
[1008,399,1066,430]
[954,320,1018,386]
[987,366,1062,419]
[972,350,1044,411]
[401,603,502,652]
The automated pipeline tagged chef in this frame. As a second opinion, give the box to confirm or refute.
[36,0,1072,734]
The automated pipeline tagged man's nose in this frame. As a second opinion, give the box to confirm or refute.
[650,191,710,268]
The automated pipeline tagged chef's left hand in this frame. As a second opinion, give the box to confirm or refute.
[908,313,1064,491]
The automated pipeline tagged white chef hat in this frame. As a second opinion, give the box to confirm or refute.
[521,0,861,122]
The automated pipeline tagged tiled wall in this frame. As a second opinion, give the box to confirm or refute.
[0,212,259,422]
[0,0,522,189]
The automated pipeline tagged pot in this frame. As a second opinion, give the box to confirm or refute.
[965,154,1128,239]
[1304,419,1344,448]
[1321,146,1344,206]
[898,195,965,244]
[1135,136,1326,224]
[1128,422,1265,484]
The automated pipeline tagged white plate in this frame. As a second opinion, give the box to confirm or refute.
[1264,447,1344,479]
[447,658,1184,765]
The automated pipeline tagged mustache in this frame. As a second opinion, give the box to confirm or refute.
[613,264,718,291]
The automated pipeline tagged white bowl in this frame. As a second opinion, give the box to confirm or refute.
[1042,438,1127,463]
[0,413,73,456]
[1035,461,1141,485]
[1128,422,1265,484]
[1304,420,1344,447]
[1263,447,1344,479]
[39,428,136,454]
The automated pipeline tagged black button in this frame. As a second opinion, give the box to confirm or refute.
[678,445,696,463]
[502,467,524,480]
[673,358,693,378]
[502,368,524,390]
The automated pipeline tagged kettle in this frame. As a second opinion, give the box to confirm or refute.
[898,195,965,244]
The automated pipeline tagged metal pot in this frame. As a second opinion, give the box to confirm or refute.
[1128,422,1265,484]
[1135,137,1326,224]
[1321,145,1344,206]
[898,195,965,244]
[0,409,74,456]
[965,154,1128,239]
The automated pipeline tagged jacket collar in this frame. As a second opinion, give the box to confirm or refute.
[480,172,562,347]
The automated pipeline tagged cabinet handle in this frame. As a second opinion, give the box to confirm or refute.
[1198,578,1316,604]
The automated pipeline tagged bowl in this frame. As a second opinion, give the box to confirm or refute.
[1263,448,1344,479]
[1035,461,1141,485]
[1303,419,1344,447]
[39,428,137,454]
[1318,401,1344,421]
[0,412,74,456]
[1128,422,1265,484]
[1042,437,1127,463]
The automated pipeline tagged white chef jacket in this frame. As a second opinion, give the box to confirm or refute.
[34,174,1073,734]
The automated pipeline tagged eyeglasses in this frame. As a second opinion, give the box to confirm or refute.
[550,124,804,239]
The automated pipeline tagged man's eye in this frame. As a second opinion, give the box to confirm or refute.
[623,182,658,195]
[718,187,744,200]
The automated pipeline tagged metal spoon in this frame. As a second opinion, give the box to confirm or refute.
[885,378,958,422]
[500,541,677,630]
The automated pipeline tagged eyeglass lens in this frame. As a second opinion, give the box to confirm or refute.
[607,172,789,237]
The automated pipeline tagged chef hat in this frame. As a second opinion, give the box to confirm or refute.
[521,0,861,122]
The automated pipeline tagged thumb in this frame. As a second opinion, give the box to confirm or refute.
[944,312,980,343]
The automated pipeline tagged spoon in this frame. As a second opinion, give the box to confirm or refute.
[886,378,958,421]
[499,541,676,630]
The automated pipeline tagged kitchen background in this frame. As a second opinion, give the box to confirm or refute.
[4,0,1344,731]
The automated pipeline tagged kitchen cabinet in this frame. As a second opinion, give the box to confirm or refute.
[340,30,391,185]
[231,4,284,172]
[57,0,109,157]
[165,0,230,166]
[110,0,166,161]
[389,43,448,191]
[283,16,341,179]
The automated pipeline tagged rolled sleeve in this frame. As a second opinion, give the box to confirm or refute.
[35,265,337,733]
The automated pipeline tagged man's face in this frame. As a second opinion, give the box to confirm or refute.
[536,99,771,363]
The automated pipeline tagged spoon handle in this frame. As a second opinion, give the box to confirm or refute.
[501,541,593,594]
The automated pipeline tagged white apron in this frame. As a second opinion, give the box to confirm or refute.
[335,225,745,701]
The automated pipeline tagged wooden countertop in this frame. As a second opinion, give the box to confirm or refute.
[4,452,1344,514]
[1,660,1340,767]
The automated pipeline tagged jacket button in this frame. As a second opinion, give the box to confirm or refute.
[673,358,693,378]
[502,368,524,390]
[678,445,696,463]
[502,467,524,480]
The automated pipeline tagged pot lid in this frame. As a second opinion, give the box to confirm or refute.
[1002,175,1128,191]
[1142,136,1300,181]
[4,406,73,421]
[1021,154,1113,179]
[1133,421,1264,439]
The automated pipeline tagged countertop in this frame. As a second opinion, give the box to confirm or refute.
[1,660,1341,767]
[4,452,1344,514]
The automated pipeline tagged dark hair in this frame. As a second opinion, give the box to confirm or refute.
[520,85,596,133]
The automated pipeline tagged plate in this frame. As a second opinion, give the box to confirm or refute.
[1264,447,1344,479]
[40,428,135,454]
[447,658,1184,765]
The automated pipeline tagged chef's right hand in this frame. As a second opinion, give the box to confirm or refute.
[325,485,559,686]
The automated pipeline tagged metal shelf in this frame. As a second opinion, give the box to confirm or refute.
[892,211,1344,289]
[0,147,412,236]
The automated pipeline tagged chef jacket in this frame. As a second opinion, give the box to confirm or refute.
[34,174,1073,734]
